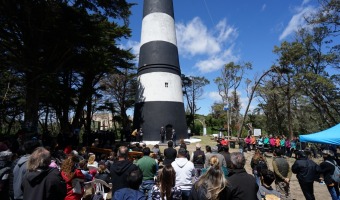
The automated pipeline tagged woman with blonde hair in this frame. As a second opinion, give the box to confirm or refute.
[61,155,85,200]
[201,156,228,178]
[151,165,182,200]
[190,156,231,200]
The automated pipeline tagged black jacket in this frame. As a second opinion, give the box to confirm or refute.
[292,158,320,182]
[95,171,111,193]
[320,157,336,185]
[163,147,177,166]
[22,167,66,200]
[228,168,259,200]
[110,159,138,195]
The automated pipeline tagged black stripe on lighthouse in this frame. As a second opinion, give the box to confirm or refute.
[133,0,187,141]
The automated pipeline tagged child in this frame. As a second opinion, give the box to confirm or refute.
[257,169,281,200]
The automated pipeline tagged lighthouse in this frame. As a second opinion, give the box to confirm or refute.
[133,0,187,142]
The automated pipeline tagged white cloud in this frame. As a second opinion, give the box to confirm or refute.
[279,4,316,40]
[208,91,223,102]
[261,4,266,11]
[118,40,140,61]
[176,17,239,73]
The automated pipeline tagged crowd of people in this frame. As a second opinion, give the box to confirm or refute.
[0,134,339,200]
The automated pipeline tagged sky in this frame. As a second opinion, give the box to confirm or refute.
[122,0,321,115]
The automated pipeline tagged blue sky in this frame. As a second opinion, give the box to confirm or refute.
[122,0,320,115]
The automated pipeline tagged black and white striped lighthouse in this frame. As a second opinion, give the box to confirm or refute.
[133,0,187,142]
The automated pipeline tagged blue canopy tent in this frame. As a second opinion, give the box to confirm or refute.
[299,123,340,145]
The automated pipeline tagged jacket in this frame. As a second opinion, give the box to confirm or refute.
[292,158,320,182]
[171,157,195,191]
[22,167,66,200]
[320,157,336,185]
[163,147,177,166]
[272,157,292,182]
[95,172,111,193]
[110,159,139,195]
[190,183,231,200]
[137,156,157,181]
[13,155,30,199]
[61,169,85,200]
[228,168,259,200]
[113,188,146,200]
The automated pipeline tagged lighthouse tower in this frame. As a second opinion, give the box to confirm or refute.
[133,0,187,142]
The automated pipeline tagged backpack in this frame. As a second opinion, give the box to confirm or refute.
[256,160,268,175]
[325,160,340,183]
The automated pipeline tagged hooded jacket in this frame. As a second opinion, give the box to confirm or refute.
[171,157,195,191]
[22,167,66,200]
[110,159,139,195]
[13,155,30,199]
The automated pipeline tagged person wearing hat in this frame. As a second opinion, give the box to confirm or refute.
[204,146,226,168]
[292,151,320,200]
[320,149,340,200]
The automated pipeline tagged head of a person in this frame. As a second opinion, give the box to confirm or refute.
[27,147,51,171]
[24,140,41,154]
[87,154,96,164]
[117,146,128,159]
[127,169,143,190]
[180,143,187,150]
[230,152,246,169]
[135,143,140,147]
[168,140,173,148]
[211,146,218,153]
[61,155,80,179]
[273,149,283,157]
[142,147,151,156]
[209,155,219,166]
[178,148,187,158]
[98,161,107,173]
[261,169,276,186]
[296,151,307,160]
[154,144,159,149]
[196,143,201,150]
[322,150,334,159]
[206,145,211,153]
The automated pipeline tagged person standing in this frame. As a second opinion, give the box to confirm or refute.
[272,149,292,200]
[160,127,165,143]
[171,129,177,146]
[114,169,146,200]
[192,143,205,180]
[151,165,182,200]
[61,155,85,200]
[163,141,177,166]
[138,128,143,142]
[292,151,320,200]
[110,146,139,195]
[204,146,226,168]
[228,152,259,200]
[320,150,340,200]
[137,147,157,199]
[251,149,268,186]
[172,148,195,200]
[22,147,66,200]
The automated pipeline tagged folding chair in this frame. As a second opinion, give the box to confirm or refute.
[92,179,110,200]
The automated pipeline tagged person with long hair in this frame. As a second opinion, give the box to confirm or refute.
[250,149,268,185]
[61,155,85,200]
[22,147,66,200]
[151,165,181,200]
[201,156,228,178]
[190,156,231,200]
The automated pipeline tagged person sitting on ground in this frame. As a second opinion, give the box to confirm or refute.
[257,169,282,200]
[190,155,231,200]
[151,165,182,200]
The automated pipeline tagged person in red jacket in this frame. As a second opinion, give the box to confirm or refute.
[61,155,85,200]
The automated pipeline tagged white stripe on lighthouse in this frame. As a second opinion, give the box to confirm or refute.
[136,72,183,103]
[141,12,177,46]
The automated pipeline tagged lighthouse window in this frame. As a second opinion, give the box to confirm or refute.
[165,82,168,87]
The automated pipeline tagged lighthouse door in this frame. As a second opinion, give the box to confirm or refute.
[165,124,173,141]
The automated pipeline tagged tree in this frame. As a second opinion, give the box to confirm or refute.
[182,75,209,131]
[214,62,251,136]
